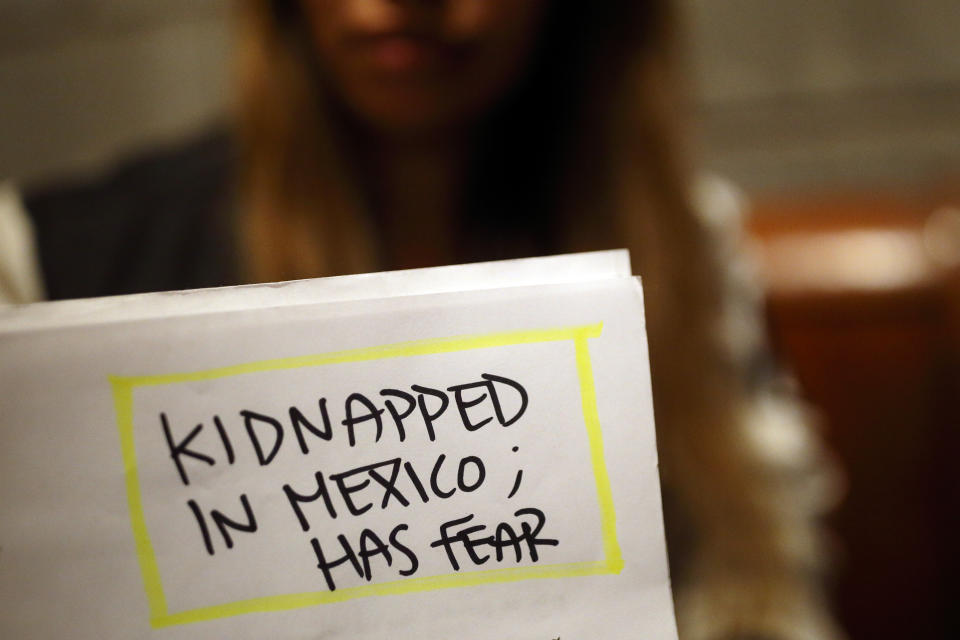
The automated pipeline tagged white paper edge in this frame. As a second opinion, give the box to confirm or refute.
[0,250,632,333]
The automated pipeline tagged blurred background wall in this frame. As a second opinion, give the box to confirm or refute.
[688,0,960,193]
[0,0,230,186]
[2,0,959,193]
[1,2,958,638]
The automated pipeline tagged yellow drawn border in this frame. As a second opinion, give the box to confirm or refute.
[110,323,622,628]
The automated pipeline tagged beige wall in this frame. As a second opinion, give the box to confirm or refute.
[1,0,958,192]
[0,1,230,186]
[685,0,960,192]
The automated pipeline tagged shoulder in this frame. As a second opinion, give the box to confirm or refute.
[23,128,239,300]
[0,182,45,305]
[681,175,845,639]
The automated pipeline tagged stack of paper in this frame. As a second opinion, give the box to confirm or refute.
[0,250,677,639]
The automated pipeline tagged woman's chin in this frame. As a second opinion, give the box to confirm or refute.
[343,90,477,139]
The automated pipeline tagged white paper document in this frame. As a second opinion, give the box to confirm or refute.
[0,250,678,639]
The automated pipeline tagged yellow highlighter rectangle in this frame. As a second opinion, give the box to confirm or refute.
[110,322,622,628]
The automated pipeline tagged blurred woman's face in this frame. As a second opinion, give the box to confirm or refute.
[301,0,547,137]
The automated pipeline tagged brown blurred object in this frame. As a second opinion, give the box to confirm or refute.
[747,181,960,640]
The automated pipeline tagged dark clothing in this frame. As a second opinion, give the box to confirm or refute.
[25,131,239,301]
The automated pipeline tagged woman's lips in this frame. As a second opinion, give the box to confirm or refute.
[354,33,462,74]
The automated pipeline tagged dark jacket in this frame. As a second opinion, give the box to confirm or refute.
[25,131,239,301]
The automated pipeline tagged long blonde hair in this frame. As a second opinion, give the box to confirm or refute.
[234,2,835,637]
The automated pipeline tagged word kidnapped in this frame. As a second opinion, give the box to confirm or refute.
[159,373,560,591]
